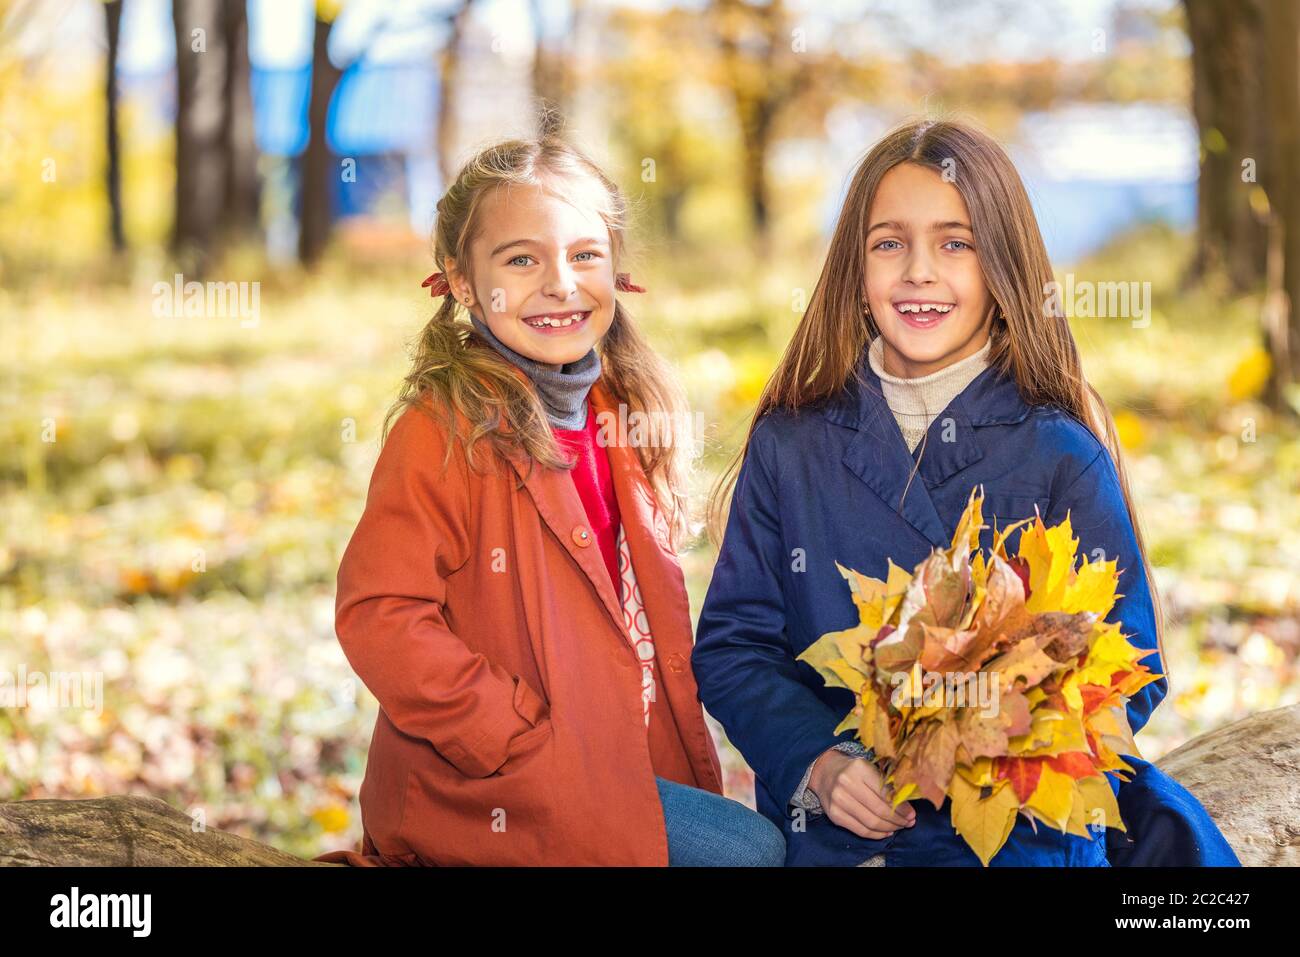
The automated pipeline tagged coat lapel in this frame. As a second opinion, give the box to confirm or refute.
[507,413,628,640]
[589,381,725,792]
[830,348,1029,549]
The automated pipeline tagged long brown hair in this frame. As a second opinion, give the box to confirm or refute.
[706,116,1168,681]
[386,132,694,548]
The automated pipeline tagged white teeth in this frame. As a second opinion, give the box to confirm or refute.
[525,312,586,327]
[896,303,953,315]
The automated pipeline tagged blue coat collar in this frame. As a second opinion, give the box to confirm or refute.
[821,347,1033,548]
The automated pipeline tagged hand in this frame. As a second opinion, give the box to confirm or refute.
[809,749,916,839]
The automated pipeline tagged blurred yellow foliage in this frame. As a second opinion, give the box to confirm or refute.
[1227,346,1271,401]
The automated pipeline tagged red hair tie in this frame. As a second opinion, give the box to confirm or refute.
[422,272,452,297]
[615,272,646,293]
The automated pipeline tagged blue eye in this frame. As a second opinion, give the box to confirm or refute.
[573,250,600,262]
[507,254,534,266]
[944,240,972,251]
[873,239,902,251]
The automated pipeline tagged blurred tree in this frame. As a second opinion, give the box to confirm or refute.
[104,0,125,253]
[221,0,259,243]
[299,0,344,268]
[708,0,813,252]
[1182,0,1268,293]
[601,7,732,245]
[172,0,261,276]
[1184,0,1300,409]
[530,0,575,133]
[435,0,477,185]
[1260,0,1299,409]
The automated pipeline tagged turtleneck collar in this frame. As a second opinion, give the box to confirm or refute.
[867,336,993,453]
[468,315,602,429]
[867,335,993,415]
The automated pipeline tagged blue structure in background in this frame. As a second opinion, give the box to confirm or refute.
[821,104,1198,266]
[249,60,442,233]
[1026,176,1195,263]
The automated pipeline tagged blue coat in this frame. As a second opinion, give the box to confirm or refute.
[693,349,1240,867]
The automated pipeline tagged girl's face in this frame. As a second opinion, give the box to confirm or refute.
[446,181,616,369]
[863,162,996,378]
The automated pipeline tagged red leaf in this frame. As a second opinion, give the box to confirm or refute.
[995,755,1043,804]
[1047,751,1100,780]
[1079,683,1111,714]
[1007,556,1031,599]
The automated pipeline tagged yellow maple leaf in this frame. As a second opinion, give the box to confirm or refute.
[1024,764,1076,830]
[1058,784,1091,838]
[949,771,1019,867]
[795,634,857,691]
[1019,512,1079,612]
[950,486,986,556]
[1013,712,1088,758]
[1077,773,1126,834]
[956,756,997,788]
[1061,555,1120,616]
[828,657,869,693]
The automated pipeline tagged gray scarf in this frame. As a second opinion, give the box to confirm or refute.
[468,315,601,429]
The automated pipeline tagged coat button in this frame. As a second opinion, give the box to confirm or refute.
[572,525,592,547]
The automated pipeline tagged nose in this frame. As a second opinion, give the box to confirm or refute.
[901,245,937,286]
[540,258,579,301]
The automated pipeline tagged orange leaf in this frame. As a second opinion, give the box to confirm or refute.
[995,755,1043,804]
[1047,751,1102,780]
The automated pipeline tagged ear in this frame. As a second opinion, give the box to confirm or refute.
[443,257,474,305]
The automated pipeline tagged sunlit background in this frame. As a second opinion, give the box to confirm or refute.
[1,0,1297,859]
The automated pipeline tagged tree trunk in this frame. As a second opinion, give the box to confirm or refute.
[1260,0,1300,411]
[710,0,809,255]
[1182,0,1269,292]
[436,0,476,186]
[104,0,126,253]
[2,705,1296,866]
[530,0,573,134]
[0,795,333,866]
[172,0,230,277]
[220,0,261,242]
[299,14,343,268]
[1155,702,1300,866]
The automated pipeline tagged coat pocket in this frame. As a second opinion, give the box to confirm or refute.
[496,714,554,771]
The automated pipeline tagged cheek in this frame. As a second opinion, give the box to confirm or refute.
[950,263,991,307]
[864,260,890,291]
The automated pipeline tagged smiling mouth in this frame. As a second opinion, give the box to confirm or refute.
[522,310,591,330]
[894,301,954,325]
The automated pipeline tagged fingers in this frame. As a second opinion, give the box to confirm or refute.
[827,790,901,839]
[825,801,894,840]
[820,763,917,839]
[843,765,915,828]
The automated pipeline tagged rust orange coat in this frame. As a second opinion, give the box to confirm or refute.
[316,379,723,866]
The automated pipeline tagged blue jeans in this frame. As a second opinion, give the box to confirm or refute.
[655,776,786,866]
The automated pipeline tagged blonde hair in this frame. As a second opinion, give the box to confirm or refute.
[706,116,1168,680]
[386,131,693,548]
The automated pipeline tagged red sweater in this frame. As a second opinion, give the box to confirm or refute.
[551,398,621,590]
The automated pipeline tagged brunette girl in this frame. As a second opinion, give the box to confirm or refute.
[692,118,1239,867]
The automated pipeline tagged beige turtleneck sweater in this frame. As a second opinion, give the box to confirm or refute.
[867,335,993,452]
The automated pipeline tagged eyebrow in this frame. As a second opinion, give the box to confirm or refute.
[489,236,611,256]
[867,220,973,236]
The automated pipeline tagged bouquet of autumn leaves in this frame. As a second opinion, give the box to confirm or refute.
[797,486,1163,866]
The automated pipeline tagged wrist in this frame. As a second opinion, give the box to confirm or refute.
[808,748,843,803]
